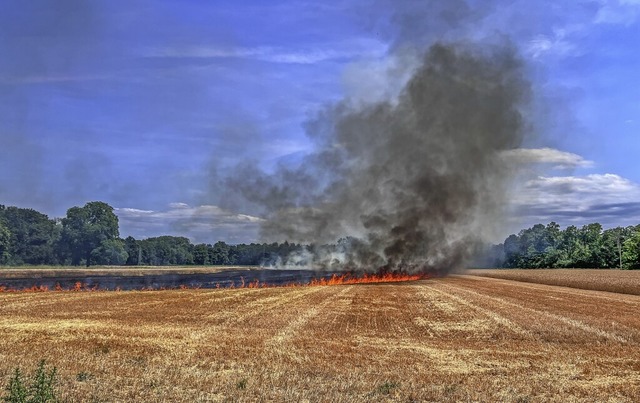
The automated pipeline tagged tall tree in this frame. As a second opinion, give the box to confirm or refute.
[193,244,211,265]
[623,226,640,269]
[123,236,141,265]
[211,241,231,265]
[138,236,194,265]
[0,220,10,264]
[0,206,59,265]
[576,223,605,268]
[61,201,120,266]
[91,239,129,265]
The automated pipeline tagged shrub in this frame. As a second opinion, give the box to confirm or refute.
[376,381,399,395]
[3,360,59,403]
[236,378,247,390]
[4,369,27,403]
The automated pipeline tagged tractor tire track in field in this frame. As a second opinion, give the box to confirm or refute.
[457,274,640,307]
[267,286,354,349]
[438,277,636,343]
[420,284,535,339]
[455,275,640,331]
[205,286,325,325]
[456,275,640,336]
[182,287,328,346]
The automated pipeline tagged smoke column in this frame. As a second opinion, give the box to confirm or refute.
[225,41,532,274]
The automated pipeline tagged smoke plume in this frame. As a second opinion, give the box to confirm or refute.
[226,41,532,273]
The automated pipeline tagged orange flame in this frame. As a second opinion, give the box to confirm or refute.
[0,271,425,293]
[227,271,425,289]
[310,272,424,286]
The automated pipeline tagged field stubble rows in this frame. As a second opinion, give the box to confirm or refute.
[0,274,639,401]
[467,268,640,295]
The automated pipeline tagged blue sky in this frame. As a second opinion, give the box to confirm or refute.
[1,0,639,243]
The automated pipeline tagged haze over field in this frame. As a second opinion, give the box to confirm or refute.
[1,0,639,245]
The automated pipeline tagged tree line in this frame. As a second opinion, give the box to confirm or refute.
[1,201,639,268]
[0,202,302,267]
[487,222,640,269]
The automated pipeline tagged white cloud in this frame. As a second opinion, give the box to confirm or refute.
[501,147,594,169]
[118,207,154,215]
[520,173,640,204]
[145,41,387,65]
[594,0,640,25]
[168,202,190,209]
[115,203,263,243]
[526,31,578,59]
[520,1,639,60]
[511,173,640,228]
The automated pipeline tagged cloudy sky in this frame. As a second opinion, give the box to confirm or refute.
[1,0,639,243]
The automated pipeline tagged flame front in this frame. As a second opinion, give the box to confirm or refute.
[0,271,426,292]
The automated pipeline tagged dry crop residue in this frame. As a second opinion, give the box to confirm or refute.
[467,268,640,295]
[0,275,639,401]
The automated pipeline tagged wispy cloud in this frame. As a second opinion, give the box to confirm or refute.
[144,42,387,64]
[501,147,594,169]
[512,173,640,228]
[526,30,579,59]
[116,203,263,244]
[594,0,640,25]
[522,0,640,60]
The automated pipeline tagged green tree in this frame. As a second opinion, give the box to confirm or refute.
[0,220,10,264]
[193,243,211,265]
[123,236,141,265]
[139,236,194,265]
[503,224,558,268]
[0,207,60,265]
[61,201,120,267]
[210,241,230,265]
[542,222,562,267]
[503,233,522,267]
[557,225,580,267]
[500,222,640,269]
[600,227,632,269]
[563,223,605,268]
[91,239,129,265]
[622,227,640,269]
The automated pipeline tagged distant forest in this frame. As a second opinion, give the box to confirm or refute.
[485,222,640,270]
[1,202,639,269]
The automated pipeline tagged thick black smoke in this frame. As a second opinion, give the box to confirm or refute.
[227,42,532,273]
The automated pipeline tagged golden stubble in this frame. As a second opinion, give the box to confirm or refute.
[467,268,640,296]
[0,275,639,402]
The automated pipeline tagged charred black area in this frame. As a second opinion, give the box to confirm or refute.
[0,270,342,291]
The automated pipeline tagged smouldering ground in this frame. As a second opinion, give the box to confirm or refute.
[0,265,254,278]
[1,275,639,401]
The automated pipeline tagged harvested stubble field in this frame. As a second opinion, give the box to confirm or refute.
[1,274,639,401]
[467,268,640,296]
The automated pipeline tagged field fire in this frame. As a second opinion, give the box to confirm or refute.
[2,1,639,401]
[1,271,639,401]
[0,268,426,292]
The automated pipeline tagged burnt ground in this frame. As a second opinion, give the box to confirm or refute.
[0,268,339,290]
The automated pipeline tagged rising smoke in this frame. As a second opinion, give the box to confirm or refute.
[226,41,532,273]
